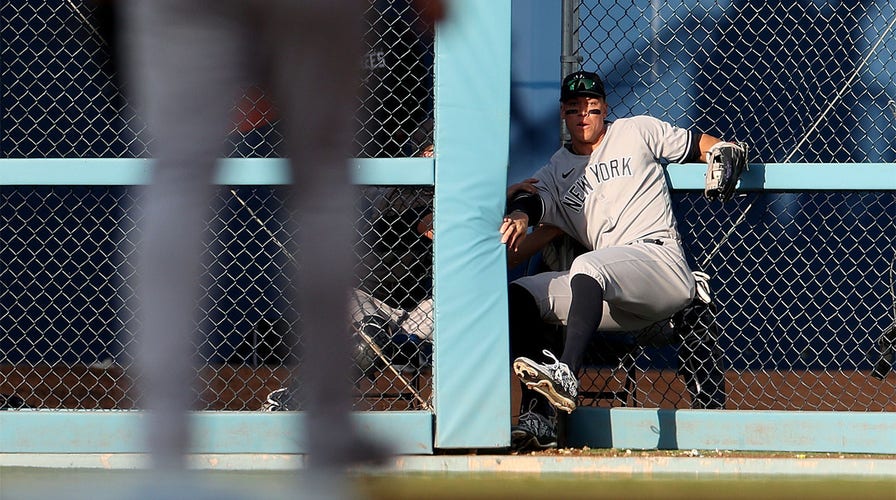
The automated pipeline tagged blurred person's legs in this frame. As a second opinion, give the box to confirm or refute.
[259,1,387,469]
[124,0,246,471]
[124,0,385,479]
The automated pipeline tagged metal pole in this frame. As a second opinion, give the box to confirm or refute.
[561,0,581,78]
[560,0,582,144]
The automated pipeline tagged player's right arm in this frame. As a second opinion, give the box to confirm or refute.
[503,177,562,261]
[506,223,564,268]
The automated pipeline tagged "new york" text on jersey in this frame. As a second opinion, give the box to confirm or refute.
[561,157,632,212]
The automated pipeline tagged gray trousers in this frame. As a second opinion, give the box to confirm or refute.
[122,0,366,472]
[514,240,695,334]
[351,289,434,341]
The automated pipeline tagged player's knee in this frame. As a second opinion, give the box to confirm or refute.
[671,285,694,314]
[568,258,608,289]
[654,290,692,320]
[569,273,604,303]
[508,283,539,323]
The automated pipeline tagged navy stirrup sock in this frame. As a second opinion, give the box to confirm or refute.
[561,274,605,372]
[508,283,549,360]
[509,283,561,417]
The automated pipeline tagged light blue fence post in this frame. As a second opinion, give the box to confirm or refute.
[432,0,512,449]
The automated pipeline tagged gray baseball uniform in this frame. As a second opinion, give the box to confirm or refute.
[514,115,696,332]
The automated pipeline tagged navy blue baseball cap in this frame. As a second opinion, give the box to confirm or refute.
[560,71,606,101]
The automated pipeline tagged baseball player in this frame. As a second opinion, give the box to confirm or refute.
[501,70,746,451]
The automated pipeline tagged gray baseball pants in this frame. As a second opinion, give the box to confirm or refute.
[513,239,695,339]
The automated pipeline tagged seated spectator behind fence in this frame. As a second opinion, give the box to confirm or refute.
[351,139,435,373]
[264,139,435,411]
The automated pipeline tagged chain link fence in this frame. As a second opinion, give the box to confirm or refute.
[0,185,434,411]
[0,1,433,159]
[566,0,896,411]
[1,0,894,415]
[576,0,896,163]
[0,0,435,411]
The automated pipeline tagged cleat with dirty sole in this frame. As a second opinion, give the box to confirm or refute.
[513,354,577,414]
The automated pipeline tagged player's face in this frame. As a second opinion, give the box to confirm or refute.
[562,97,607,154]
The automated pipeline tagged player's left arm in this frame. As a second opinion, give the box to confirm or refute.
[676,132,724,163]
[696,134,722,161]
[667,121,748,201]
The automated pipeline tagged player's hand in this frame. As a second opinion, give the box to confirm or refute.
[500,211,529,251]
[506,178,539,199]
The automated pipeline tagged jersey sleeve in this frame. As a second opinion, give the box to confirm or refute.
[529,162,561,227]
[633,115,699,164]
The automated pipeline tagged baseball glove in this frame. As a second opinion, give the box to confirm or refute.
[704,141,749,202]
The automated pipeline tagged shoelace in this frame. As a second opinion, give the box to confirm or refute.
[540,349,578,393]
[519,412,553,435]
[264,388,288,410]
[520,412,554,436]
[518,400,555,435]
